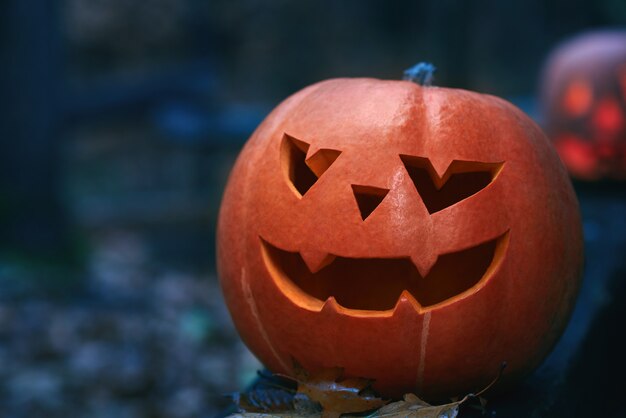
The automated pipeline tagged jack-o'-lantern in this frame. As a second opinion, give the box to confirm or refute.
[541,30,626,180]
[217,68,583,400]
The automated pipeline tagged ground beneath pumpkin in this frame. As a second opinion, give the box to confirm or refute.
[0,231,260,418]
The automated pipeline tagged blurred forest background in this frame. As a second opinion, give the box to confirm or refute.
[1,1,625,417]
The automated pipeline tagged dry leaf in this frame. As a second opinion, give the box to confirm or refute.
[228,393,460,418]
[373,393,462,418]
[293,392,324,416]
[229,362,504,418]
[229,392,320,418]
[292,363,387,418]
[232,388,296,413]
[372,362,506,418]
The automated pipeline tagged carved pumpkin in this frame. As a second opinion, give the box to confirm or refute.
[541,30,626,180]
[217,76,583,399]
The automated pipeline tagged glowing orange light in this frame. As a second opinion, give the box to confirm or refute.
[592,98,624,135]
[562,79,593,117]
[554,135,598,179]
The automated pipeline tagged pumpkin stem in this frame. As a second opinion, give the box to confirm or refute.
[403,62,436,86]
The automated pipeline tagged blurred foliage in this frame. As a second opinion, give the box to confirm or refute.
[63,0,198,76]
[200,0,626,99]
[0,230,262,417]
[59,0,626,98]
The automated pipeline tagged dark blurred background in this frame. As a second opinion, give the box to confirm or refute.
[0,1,625,417]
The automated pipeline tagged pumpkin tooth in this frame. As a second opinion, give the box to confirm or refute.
[300,249,335,273]
[393,290,421,315]
[410,252,438,278]
[321,296,341,314]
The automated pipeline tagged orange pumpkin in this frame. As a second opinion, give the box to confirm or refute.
[541,30,626,180]
[217,74,583,399]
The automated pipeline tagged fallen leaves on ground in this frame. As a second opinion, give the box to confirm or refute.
[229,362,386,418]
[373,393,463,418]
[231,388,296,413]
[229,392,468,418]
[292,363,387,418]
[228,362,505,418]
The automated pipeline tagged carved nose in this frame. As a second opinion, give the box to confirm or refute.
[351,185,389,221]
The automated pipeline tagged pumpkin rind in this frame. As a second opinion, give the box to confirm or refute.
[217,78,583,399]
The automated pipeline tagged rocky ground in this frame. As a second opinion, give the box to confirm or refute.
[0,231,259,418]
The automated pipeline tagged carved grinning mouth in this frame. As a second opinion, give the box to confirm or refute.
[260,232,509,313]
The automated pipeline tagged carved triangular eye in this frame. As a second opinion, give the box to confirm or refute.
[400,155,503,214]
[281,134,341,197]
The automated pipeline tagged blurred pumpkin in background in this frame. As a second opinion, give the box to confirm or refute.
[217,72,583,400]
[541,30,626,180]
